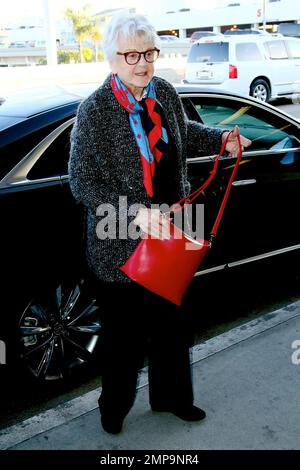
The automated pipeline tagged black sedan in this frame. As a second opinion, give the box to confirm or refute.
[1,85,300,381]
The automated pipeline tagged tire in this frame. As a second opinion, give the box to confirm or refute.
[16,277,101,381]
[250,79,271,103]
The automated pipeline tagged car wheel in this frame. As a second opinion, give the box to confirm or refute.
[17,278,101,381]
[250,79,270,103]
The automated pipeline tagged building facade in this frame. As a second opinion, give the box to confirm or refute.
[1,0,300,66]
[144,0,300,37]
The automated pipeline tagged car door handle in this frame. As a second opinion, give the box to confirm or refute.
[232,179,257,186]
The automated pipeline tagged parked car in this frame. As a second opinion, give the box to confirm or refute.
[1,85,300,381]
[184,34,300,102]
[159,35,180,42]
[223,28,270,35]
[189,31,223,44]
[9,42,27,48]
[278,22,300,38]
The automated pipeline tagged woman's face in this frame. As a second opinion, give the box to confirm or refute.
[111,34,155,97]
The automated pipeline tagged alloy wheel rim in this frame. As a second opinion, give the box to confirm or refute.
[253,84,267,102]
[18,280,101,380]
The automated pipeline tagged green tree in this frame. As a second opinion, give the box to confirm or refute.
[89,18,102,62]
[57,50,80,64]
[65,4,92,63]
[83,47,93,62]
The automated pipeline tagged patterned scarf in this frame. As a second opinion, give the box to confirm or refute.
[110,73,168,198]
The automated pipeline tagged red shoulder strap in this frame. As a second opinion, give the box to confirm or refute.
[171,129,243,239]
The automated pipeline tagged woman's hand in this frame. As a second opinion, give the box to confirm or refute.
[222,126,252,157]
[133,208,171,239]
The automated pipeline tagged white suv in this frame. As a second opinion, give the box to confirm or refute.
[184,35,300,102]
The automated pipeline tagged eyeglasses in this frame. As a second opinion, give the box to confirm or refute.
[116,48,160,65]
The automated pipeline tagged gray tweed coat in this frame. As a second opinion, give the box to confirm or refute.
[68,74,224,283]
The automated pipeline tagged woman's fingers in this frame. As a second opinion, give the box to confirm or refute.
[225,135,251,157]
[240,135,252,147]
[146,211,170,239]
[223,127,252,156]
[134,208,171,239]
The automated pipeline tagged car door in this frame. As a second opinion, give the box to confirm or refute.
[285,39,300,93]
[181,93,300,271]
[0,119,79,309]
[0,117,102,378]
[263,39,294,96]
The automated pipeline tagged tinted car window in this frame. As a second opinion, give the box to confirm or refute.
[235,42,262,61]
[187,97,300,152]
[224,29,262,35]
[0,122,67,180]
[27,126,72,180]
[191,32,216,40]
[277,23,300,37]
[264,40,288,59]
[187,42,229,63]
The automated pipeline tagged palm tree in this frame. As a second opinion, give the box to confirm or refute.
[65,5,92,63]
[90,18,102,62]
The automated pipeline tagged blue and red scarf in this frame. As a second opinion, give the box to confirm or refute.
[110,73,168,198]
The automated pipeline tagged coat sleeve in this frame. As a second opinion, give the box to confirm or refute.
[68,99,111,210]
[186,120,225,156]
[68,99,142,232]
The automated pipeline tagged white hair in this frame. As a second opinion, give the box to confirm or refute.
[102,11,160,64]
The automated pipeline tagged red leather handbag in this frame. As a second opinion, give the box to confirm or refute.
[120,130,242,306]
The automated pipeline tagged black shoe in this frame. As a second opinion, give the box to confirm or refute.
[151,404,206,422]
[101,414,123,434]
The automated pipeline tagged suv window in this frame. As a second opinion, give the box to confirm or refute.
[264,40,288,59]
[187,42,229,63]
[287,40,300,58]
[235,42,262,61]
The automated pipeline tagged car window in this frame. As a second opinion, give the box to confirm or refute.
[235,42,262,61]
[187,42,229,63]
[286,40,300,59]
[264,40,289,59]
[0,122,66,180]
[185,96,300,152]
[27,126,72,180]
[192,32,215,40]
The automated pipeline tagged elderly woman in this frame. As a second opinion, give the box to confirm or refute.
[69,12,251,434]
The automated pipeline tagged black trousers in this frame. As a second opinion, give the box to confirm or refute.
[97,280,194,420]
